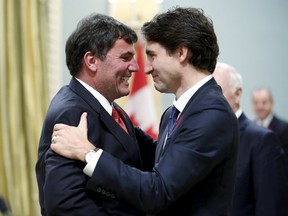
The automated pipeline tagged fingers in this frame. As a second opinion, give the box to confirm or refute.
[51,135,57,144]
[50,112,89,160]
[53,123,67,132]
[78,112,88,130]
[53,112,87,132]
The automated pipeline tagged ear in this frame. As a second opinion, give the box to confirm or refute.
[177,46,190,63]
[236,87,242,96]
[83,51,97,71]
[235,87,242,103]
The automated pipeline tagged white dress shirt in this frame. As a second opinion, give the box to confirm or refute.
[255,113,273,128]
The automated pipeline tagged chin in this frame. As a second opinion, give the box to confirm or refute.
[122,91,130,96]
[154,84,167,94]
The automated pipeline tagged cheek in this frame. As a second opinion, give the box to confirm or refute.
[264,104,271,111]
[253,102,261,109]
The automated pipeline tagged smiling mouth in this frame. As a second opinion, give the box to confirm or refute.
[152,75,159,82]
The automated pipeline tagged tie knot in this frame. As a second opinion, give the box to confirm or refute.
[170,106,179,121]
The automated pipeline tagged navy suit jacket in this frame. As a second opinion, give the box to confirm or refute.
[269,115,288,155]
[86,78,239,215]
[35,77,155,216]
[232,113,288,216]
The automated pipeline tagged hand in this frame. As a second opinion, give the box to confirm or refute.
[51,112,96,162]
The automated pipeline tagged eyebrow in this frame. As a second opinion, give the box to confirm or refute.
[120,51,134,57]
[146,49,155,55]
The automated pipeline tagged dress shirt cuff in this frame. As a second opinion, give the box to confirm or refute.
[83,149,103,177]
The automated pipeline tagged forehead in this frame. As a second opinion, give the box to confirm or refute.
[253,90,273,105]
[109,38,135,55]
[145,41,166,54]
[254,90,269,100]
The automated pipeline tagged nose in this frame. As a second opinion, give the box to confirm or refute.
[144,62,153,74]
[128,59,139,73]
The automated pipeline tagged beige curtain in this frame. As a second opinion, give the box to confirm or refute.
[0,0,49,215]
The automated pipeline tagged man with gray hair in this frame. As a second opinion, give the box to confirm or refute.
[252,86,288,154]
[213,62,288,216]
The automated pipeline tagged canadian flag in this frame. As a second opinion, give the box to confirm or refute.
[126,42,158,139]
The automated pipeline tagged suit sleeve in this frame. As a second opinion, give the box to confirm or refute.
[86,108,237,213]
[134,127,156,171]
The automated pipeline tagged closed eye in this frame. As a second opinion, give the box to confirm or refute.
[120,53,134,62]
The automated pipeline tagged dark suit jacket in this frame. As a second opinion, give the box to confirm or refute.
[269,115,288,155]
[232,113,288,216]
[86,78,239,215]
[35,77,155,216]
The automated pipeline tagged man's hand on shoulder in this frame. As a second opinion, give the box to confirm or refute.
[51,112,96,162]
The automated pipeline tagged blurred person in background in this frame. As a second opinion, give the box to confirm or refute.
[0,196,12,216]
[252,86,288,154]
[214,62,288,216]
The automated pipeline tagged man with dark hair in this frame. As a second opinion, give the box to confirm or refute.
[36,13,155,216]
[51,7,238,215]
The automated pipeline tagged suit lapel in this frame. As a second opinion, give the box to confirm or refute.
[69,78,141,165]
[155,126,168,162]
[156,78,221,161]
[100,106,142,166]
[238,113,249,139]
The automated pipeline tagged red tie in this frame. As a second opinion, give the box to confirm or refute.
[112,107,128,133]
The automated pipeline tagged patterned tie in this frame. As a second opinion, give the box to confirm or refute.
[112,107,128,133]
[167,106,180,137]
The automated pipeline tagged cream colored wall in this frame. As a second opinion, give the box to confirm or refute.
[109,0,160,29]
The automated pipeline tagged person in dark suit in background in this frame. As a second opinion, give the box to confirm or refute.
[0,196,11,216]
[252,86,288,154]
[35,13,155,216]
[51,7,239,216]
[213,62,288,216]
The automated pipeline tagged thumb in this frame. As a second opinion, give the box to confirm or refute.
[77,112,88,131]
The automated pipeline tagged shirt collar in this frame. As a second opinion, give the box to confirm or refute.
[75,77,113,115]
[173,75,213,113]
[256,112,273,128]
[235,108,242,119]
